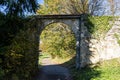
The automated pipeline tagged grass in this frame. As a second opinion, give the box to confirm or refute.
[38,52,51,65]
[51,55,75,64]
[38,52,75,65]
[70,58,120,80]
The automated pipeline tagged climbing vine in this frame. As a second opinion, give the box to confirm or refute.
[114,33,120,46]
[85,16,114,39]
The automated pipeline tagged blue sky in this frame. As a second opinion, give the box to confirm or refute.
[37,0,44,4]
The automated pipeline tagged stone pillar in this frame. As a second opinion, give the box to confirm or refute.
[76,37,80,69]
[76,18,81,69]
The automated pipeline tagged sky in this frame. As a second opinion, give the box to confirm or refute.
[25,0,44,16]
[37,0,44,4]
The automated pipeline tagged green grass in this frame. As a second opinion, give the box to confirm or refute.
[70,58,120,80]
[38,52,51,65]
[38,52,75,65]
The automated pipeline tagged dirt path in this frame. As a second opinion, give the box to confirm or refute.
[35,56,72,80]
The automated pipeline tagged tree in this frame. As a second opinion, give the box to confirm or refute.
[40,23,76,58]
[63,0,89,14]
[37,0,76,58]
[37,0,88,14]
[108,0,115,15]
[0,0,38,78]
[107,0,120,16]
[0,0,38,16]
[0,0,38,46]
[89,0,104,15]
[37,0,66,14]
[37,0,104,15]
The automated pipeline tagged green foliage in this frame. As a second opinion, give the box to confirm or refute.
[0,68,4,80]
[85,16,113,39]
[0,46,8,79]
[0,13,28,79]
[37,0,66,14]
[0,4,40,78]
[0,15,25,47]
[114,33,120,45]
[40,23,76,58]
[0,16,39,79]
[3,28,38,80]
[37,0,89,15]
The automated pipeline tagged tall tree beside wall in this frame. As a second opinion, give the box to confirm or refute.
[0,0,38,47]
[0,0,38,79]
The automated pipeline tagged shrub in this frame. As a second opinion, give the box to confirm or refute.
[3,28,39,80]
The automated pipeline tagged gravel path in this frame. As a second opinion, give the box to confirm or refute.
[35,57,72,80]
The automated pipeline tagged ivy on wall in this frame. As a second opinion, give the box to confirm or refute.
[114,33,120,46]
[85,16,114,39]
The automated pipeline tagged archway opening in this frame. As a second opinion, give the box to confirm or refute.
[38,22,76,65]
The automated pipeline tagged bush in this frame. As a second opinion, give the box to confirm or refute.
[3,28,39,80]
[0,68,4,80]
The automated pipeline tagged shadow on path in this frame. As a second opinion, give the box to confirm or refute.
[34,65,72,80]
[34,55,72,80]
[34,56,101,80]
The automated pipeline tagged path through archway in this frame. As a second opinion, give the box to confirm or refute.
[34,15,81,69]
[36,22,75,80]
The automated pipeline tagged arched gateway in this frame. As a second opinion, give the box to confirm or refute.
[32,15,82,69]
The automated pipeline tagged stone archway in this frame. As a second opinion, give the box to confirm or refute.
[32,15,82,69]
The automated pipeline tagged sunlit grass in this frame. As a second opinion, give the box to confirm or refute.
[38,52,75,65]
[71,58,120,80]
[51,56,74,64]
[38,52,51,65]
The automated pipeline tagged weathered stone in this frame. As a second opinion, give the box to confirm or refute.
[31,15,82,69]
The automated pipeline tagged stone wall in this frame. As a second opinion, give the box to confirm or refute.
[34,15,120,68]
[80,18,120,67]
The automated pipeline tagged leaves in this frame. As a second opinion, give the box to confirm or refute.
[40,23,76,58]
[85,16,113,39]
